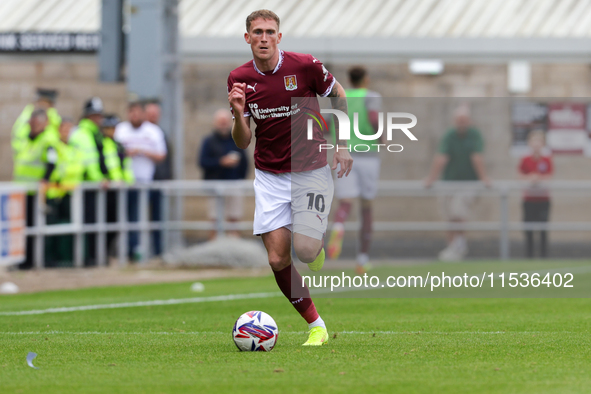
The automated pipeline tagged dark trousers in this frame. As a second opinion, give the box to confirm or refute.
[84,190,97,266]
[45,195,73,267]
[523,200,551,259]
[150,189,162,256]
[128,189,139,259]
[106,190,118,256]
[19,194,36,269]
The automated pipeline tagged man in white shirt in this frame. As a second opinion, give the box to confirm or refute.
[115,102,167,182]
[114,101,167,260]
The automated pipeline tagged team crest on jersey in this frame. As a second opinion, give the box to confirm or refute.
[284,75,297,91]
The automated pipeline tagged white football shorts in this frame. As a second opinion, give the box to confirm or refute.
[334,155,381,200]
[253,164,334,240]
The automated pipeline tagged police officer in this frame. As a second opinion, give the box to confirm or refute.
[44,118,84,267]
[13,109,59,269]
[102,115,134,184]
[69,97,106,265]
[101,115,134,256]
[12,88,61,155]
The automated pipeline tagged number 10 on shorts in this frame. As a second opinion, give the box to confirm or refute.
[306,193,326,212]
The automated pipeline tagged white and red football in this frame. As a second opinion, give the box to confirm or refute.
[232,311,278,352]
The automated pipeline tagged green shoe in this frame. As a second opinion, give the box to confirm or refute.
[302,326,328,346]
[308,248,325,272]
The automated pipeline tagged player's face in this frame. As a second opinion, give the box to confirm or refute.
[245,18,282,61]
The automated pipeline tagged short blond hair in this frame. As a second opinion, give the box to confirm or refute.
[246,9,280,33]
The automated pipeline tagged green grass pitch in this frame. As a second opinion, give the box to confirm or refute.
[1,261,591,393]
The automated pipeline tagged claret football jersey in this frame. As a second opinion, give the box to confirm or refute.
[227,50,336,173]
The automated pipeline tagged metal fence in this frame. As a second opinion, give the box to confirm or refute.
[3,180,590,269]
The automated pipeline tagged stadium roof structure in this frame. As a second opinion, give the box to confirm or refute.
[1,0,591,62]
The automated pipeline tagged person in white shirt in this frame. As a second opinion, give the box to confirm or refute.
[114,101,167,260]
[114,102,167,182]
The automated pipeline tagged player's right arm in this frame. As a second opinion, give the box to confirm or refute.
[228,82,252,149]
[425,153,448,188]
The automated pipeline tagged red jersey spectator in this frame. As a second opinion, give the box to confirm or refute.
[518,130,553,258]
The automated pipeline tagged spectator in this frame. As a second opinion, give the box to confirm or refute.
[425,104,490,261]
[146,101,173,181]
[13,109,54,269]
[12,88,61,155]
[69,97,106,265]
[199,109,248,239]
[519,130,553,258]
[145,100,171,256]
[115,102,167,260]
[44,118,83,267]
[101,115,135,185]
[102,115,135,257]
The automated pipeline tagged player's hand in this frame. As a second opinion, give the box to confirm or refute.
[332,148,353,178]
[228,83,247,115]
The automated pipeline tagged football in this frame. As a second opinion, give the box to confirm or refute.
[232,311,278,352]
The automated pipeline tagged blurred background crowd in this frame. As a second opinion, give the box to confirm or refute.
[12,91,172,267]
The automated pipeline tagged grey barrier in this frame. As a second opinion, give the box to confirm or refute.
[1,179,589,269]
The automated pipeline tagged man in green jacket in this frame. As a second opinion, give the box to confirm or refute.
[425,104,491,261]
[69,97,106,183]
[102,115,135,184]
[13,109,58,269]
[101,115,135,256]
[69,97,106,265]
[44,118,84,267]
[12,88,61,155]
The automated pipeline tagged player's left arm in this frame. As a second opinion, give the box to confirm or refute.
[328,81,353,178]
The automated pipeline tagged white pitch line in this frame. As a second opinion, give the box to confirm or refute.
[0,286,367,316]
[0,291,283,316]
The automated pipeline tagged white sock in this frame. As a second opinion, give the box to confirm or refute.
[357,253,369,266]
[308,316,326,330]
